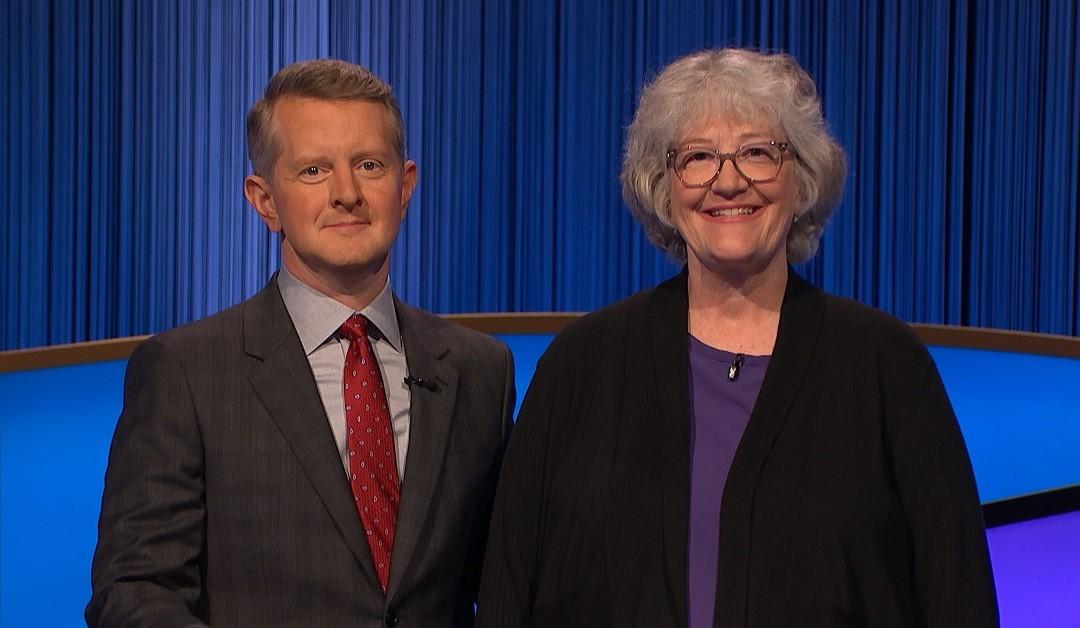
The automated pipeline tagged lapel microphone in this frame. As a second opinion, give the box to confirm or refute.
[727,353,746,382]
[404,376,438,392]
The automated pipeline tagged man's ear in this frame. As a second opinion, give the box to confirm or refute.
[244,174,281,232]
[399,160,418,219]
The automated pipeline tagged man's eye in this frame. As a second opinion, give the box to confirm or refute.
[358,160,382,172]
[299,166,322,178]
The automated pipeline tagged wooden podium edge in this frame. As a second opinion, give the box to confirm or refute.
[3,315,1079,373]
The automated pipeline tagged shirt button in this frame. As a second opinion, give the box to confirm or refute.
[384,609,399,625]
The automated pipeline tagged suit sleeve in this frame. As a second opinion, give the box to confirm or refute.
[500,343,516,446]
[455,341,518,626]
[86,338,209,628]
[475,342,569,628]
[880,330,1000,627]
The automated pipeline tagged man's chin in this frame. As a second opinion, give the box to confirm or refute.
[320,254,392,280]
[283,250,391,286]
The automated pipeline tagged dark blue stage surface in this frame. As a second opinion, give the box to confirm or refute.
[1,337,1077,626]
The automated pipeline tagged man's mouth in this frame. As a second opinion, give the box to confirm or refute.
[325,220,369,228]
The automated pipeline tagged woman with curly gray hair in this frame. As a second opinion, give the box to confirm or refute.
[478,49,997,627]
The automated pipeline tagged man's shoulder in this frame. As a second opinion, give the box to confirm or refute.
[394,300,509,361]
[139,283,279,358]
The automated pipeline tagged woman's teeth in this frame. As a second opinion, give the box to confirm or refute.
[704,207,757,217]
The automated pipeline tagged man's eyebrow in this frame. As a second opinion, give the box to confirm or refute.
[283,148,395,166]
[350,149,394,160]
[287,154,331,165]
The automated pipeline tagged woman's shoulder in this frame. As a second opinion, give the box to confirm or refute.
[818,291,928,356]
[541,280,673,367]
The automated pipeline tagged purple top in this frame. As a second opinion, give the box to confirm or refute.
[687,336,769,628]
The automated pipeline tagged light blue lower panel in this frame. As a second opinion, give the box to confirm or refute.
[929,347,1080,503]
[0,360,126,628]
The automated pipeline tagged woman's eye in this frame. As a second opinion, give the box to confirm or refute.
[740,146,777,162]
[679,151,716,170]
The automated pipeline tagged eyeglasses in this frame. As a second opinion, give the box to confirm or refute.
[666,140,794,187]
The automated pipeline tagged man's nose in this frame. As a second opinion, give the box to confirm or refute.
[329,167,362,209]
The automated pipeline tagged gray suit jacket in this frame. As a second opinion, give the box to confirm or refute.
[88,278,515,628]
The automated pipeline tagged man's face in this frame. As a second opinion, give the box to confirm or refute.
[245,97,417,292]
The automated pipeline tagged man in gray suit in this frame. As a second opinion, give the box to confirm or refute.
[87,59,515,627]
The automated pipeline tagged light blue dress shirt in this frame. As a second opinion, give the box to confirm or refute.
[277,266,412,480]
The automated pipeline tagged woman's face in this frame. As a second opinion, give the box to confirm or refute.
[668,116,801,279]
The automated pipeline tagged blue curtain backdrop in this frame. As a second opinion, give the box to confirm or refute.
[2,0,1078,350]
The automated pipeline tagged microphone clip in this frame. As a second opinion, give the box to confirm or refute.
[404,376,438,392]
[727,353,745,382]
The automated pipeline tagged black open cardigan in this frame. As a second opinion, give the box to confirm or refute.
[477,269,998,627]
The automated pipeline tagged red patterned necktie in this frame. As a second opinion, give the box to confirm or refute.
[339,313,400,591]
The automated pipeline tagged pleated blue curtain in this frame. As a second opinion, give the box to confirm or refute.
[2,0,1078,349]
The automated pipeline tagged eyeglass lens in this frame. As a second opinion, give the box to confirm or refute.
[675,144,782,185]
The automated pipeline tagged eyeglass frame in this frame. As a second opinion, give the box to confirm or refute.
[665,140,795,187]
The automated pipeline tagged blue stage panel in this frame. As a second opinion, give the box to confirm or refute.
[494,333,551,415]
[929,347,1080,503]
[0,361,125,628]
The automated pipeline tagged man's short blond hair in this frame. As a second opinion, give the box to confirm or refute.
[246,59,406,178]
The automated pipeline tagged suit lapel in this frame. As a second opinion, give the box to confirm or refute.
[242,279,379,586]
[385,299,459,600]
[714,270,825,626]
[648,270,692,627]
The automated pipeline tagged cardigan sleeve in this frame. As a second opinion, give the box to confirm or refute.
[475,342,571,627]
[878,328,1000,627]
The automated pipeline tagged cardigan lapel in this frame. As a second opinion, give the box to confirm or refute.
[646,269,826,627]
[648,270,693,627]
[713,270,826,627]
[242,278,380,587]
[384,299,459,601]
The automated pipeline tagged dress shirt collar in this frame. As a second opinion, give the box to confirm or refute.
[277,265,403,355]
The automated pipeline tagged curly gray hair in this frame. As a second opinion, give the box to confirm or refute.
[621,48,846,263]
